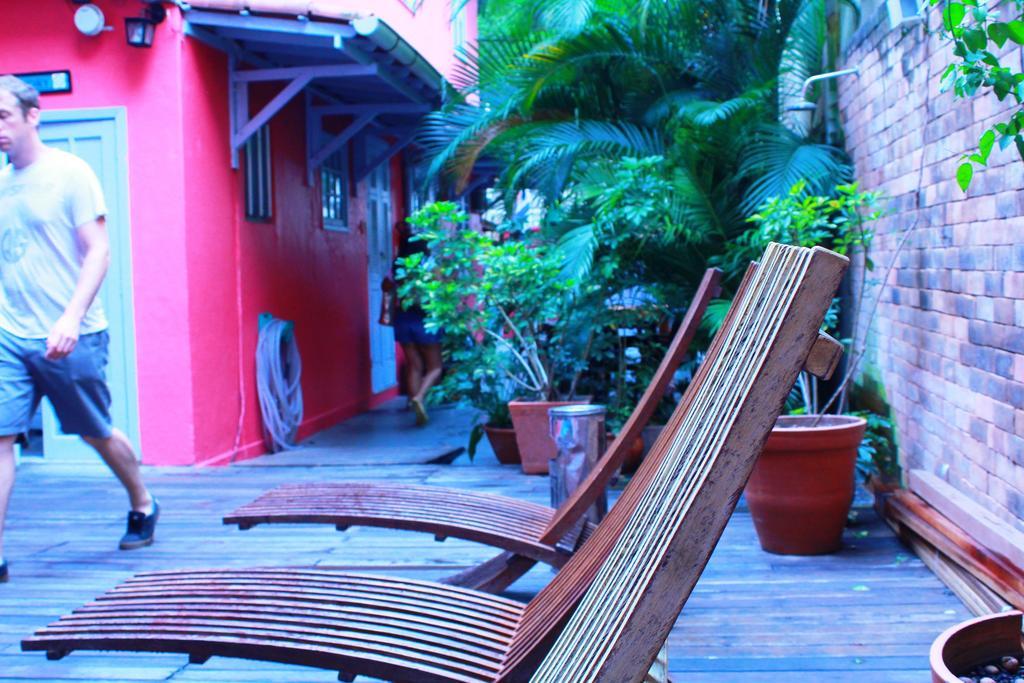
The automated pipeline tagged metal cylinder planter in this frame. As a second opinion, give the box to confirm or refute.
[508,400,588,474]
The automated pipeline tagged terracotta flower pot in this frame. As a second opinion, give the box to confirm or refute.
[745,414,867,555]
[930,610,1023,683]
[611,433,645,475]
[483,424,520,465]
[508,400,588,475]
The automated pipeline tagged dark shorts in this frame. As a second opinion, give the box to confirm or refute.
[393,311,443,345]
[0,327,112,440]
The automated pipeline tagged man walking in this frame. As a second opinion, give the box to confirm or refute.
[0,75,158,583]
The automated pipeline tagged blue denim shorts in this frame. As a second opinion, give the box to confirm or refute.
[0,327,112,440]
[393,311,443,345]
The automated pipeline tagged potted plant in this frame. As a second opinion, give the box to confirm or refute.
[719,181,887,554]
[929,610,1023,683]
[397,202,596,473]
[443,341,522,465]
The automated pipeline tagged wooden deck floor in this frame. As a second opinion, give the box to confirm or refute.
[0,403,969,682]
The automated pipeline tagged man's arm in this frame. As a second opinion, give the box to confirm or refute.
[45,217,110,360]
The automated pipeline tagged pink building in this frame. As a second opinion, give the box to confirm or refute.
[0,0,477,466]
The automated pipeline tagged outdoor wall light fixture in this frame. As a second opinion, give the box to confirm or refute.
[74,3,111,37]
[784,67,860,133]
[125,2,167,48]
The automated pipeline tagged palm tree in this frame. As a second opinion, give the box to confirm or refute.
[428,1,848,189]
[418,0,855,302]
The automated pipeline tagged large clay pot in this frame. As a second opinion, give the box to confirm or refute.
[745,414,866,555]
[930,610,1023,682]
[483,424,520,465]
[508,400,587,474]
[615,433,646,474]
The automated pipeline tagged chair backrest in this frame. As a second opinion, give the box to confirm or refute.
[499,244,848,682]
[540,267,722,545]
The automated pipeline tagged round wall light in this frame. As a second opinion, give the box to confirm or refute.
[74,3,108,37]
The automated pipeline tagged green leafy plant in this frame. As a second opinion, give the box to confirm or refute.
[397,202,606,454]
[852,410,900,481]
[931,0,1024,189]
[545,156,691,433]
[720,181,886,416]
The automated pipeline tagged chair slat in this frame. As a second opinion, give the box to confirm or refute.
[21,248,845,683]
[221,269,723,583]
[528,244,848,682]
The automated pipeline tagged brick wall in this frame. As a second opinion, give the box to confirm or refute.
[839,5,1024,531]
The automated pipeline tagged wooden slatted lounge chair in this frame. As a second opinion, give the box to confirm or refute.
[22,244,848,683]
[223,267,724,593]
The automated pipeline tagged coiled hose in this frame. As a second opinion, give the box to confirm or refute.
[256,318,303,452]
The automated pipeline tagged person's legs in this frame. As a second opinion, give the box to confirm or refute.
[30,331,157,548]
[409,343,442,426]
[0,435,17,566]
[0,328,38,574]
[413,343,443,403]
[82,429,153,514]
[400,341,424,404]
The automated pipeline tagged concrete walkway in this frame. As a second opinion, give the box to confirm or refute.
[0,400,969,681]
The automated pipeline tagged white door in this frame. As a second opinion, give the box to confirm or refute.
[35,110,140,461]
[365,138,397,393]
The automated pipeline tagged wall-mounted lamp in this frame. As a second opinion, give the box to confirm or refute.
[125,2,166,48]
[74,4,111,37]
[783,67,860,135]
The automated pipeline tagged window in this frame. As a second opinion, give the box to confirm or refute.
[404,157,436,215]
[321,146,349,232]
[452,1,468,53]
[244,125,272,221]
[886,0,924,25]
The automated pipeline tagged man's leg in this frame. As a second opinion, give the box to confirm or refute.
[0,435,17,562]
[82,429,152,514]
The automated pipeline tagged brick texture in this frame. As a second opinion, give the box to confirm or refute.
[840,6,1024,532]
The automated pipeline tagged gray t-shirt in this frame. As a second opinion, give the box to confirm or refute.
[0,148,108,338]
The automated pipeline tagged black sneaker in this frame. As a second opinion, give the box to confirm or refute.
[119,499,160,550]
[0,560,7,583]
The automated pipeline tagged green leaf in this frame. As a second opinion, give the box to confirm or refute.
[978,129,995,163]
[1008,20,1024,44]
[956,161,974,191]
[964,28,988,51]
[943,2,965,29]
[988,22,1010,48]
[1016,136,1024,162]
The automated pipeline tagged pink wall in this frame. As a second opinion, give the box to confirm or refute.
[0,2,197,465]
[374,0,479,80]
[2,0,457,466]
[181,48,405,466]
